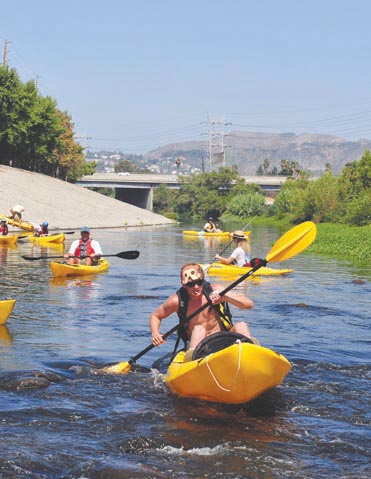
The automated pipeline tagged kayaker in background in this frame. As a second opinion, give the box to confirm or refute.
[0,219,9,236]
[203,216,222,233]
[65,226,103,266]
[34,221,49,237]
[215,230,251,266]
[150,263,257,361]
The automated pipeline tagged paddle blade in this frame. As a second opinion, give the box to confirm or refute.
[101,361,132,374]
[116,250,140,260]
[21,255,44,261]
[266,221,317,263]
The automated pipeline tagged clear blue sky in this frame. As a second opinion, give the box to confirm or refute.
[1,0,371,154]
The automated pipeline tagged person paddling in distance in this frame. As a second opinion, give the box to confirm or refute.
[215,230,251,267]
[203,216,222,233]
[0,219,9,236]
[34,221,49,237]
[150,263,258,361]
[64,226,103,266]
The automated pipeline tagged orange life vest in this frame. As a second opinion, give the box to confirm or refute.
[74,239,95,257]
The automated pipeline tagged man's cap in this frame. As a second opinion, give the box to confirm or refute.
[81,226,90,233]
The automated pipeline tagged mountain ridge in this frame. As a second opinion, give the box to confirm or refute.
[144,131,371,175]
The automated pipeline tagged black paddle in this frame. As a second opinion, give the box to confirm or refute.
[103,221,317,374]
[21,250,140,261]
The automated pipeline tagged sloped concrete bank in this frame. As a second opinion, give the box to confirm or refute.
[0,165,175,230]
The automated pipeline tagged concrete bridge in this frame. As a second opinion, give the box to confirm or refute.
[76,173,287,210]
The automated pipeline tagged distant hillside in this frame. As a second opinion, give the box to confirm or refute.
[144,131,371,175]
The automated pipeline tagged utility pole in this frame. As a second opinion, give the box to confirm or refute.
[2,40,10,67]
[208,125,213,171]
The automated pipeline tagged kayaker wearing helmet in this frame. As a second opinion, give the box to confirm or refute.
[0,219,8,236]
[215,230,251,267]
[65,226,103,266]
[149,263,257,361]
[203,216,222,233]
[34,221,49,237]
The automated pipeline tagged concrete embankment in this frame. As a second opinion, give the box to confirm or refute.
[0,165,175,230]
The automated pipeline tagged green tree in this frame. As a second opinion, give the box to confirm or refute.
[0,67,36,166]
[0,65,92,181]
[153,184,177,215]
[338,150,371,225]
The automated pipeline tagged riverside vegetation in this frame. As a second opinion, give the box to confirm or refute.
[153,151,371,261]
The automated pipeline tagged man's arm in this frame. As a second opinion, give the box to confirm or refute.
[150,294,179,346]
[91,240,103,256]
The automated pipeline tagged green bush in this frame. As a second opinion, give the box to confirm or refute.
[344,190,371,226]
[226,192,266,217]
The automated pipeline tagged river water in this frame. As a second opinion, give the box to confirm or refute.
[0,224,370,479]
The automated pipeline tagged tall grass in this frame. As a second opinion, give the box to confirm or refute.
[222,216,371,262]
[308,223,371,261]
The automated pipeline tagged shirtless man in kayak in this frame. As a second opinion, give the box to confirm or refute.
[150,263,256,360]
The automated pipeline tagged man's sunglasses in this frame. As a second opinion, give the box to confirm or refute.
[185,279,204,288]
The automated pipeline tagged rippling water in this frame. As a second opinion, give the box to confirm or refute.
[0,224,370,479]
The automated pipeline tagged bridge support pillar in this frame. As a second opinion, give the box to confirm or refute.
[115,187,153,210]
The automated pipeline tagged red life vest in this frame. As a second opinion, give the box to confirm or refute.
[0,224,8,235]
[74,239,95,257]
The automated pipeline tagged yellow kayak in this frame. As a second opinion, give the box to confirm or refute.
[165,332,291,404]
[49,258,110,278]
[201,262,293,277]
[0,235,18,246]
[183,230,250,238]
[0,299,16,325]
[0,214,34,231]
[183,230,231,237]
[29,233,65,245]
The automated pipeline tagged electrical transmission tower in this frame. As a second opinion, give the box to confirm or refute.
[206,116,232,171]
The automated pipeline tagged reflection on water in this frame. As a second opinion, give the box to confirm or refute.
[0,325,13,344]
